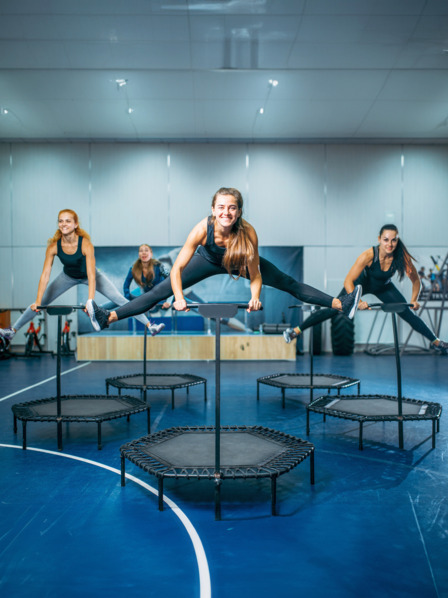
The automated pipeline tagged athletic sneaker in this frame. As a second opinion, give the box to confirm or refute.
[339,285,362,319]
[283,328,298,344]
[0,326,16,342]
[148,321,165,337]
[85,299,110,331]
[432,340,448,355]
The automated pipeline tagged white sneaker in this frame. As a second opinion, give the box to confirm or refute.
[0,327,16,342]
[283,328,298,344]
[148,321,165,337]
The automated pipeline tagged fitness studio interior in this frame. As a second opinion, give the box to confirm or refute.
[1,2,448,597]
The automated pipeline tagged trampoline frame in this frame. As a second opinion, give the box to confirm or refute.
[10,305,149,451]
[12,394,150,450]
[257,372,361,408]
[307,304,443,450]
[120,424,315,515]
[306,393,442,450]
[106,372,207,408]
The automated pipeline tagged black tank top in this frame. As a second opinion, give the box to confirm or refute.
[364,245,397,288]
[196,217,226,266]
[57,236,87,279]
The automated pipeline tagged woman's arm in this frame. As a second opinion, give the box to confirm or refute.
[245,224,262,312]
[123,267,134,300]
[82,238,96,301]
[170,219,207,311]
[407,261,422,310]
[31,243,57,311]
[344,248,373,310]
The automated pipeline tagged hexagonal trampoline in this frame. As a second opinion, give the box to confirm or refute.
[120,424,314,516]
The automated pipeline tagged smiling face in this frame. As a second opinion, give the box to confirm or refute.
[58,211,78,236]
[378,228,399,256]
[212,194,241,230]
[139,244,153,263]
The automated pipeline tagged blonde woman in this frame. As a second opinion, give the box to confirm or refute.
[0,209,163,344]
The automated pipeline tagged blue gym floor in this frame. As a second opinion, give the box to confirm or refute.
[0,347,447,598]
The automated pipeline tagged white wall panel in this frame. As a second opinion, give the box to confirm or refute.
[90,144,169,246]
[403,146,448,245]
[0,144,12,246]
[326,145,403,245]
[169,144,248,245]
[11,144,90,246]
[248,145,326,245]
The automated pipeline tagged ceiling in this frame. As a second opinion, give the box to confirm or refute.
[1,0,448,142]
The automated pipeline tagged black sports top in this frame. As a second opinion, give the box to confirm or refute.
[363,245,397,288]
[196,217,226,266]
[57,236,87,279]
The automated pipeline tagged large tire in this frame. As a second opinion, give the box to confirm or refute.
[331,313,355,355]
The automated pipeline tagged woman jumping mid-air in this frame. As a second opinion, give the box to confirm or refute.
[0,209,164,346]
[283,224,448,354]
[85,187,362,331]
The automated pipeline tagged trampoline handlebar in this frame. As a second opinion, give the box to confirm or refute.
[367,303,414,313]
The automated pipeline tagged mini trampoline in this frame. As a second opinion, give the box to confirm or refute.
[307,303,443,450]
[106,373,207,408]
[11,306,150,451]
[105,325,207,407]
[257,373,360,407]
[120,303,315,519]
[120,424,314,516]
[257,305,360,406]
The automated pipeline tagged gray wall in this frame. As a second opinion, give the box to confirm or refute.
[1,142,447,350]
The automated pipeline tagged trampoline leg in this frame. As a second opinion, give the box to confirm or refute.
[256,381,260,401]
[357,382,361,393]
[323,414,326,423]
[281,387,285,409]
[13,414,17,434]
[398,420,404,450]
[310,449,315,485]
[437,418,440,433]
[57,419,63,451]
[147,405,151,433]
[432,420,436,449]
[158,478,164,511]
[97,422,102,450]
[359,422,363,451]
[204,380,207,402]
[127,414,130,422]
[214,475,222,521]
[106,382,109,396]
[187,386,190,395]
[22,421,27,450]
[171,389,175,410]
[121,455,126,487]
[271,475,277,516]
[306,408,310,435]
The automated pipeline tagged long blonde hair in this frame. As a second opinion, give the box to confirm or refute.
[47,209,90,245]
[211,187,254,278]
[131,244,158,288]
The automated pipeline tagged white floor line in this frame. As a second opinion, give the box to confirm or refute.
[0,443,212,598]
[408,492,440,598]
[0,361,92,403]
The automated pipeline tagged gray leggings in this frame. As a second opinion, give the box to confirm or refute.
[13,269,150,331]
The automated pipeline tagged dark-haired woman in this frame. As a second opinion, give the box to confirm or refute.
[283,224,448,354]
[86,187,361,330]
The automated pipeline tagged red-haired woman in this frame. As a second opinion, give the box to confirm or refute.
[86,188,361,330]
[0,209,163,344]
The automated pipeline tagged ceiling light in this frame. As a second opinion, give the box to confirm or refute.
[258,108,264,114]
[269,79,278,87]
[127,107,134,114]
[1,107,9,115]
[115,78,128,87]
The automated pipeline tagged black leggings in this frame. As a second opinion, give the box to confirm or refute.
[299,278,437,343]
[113,253,335,321]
